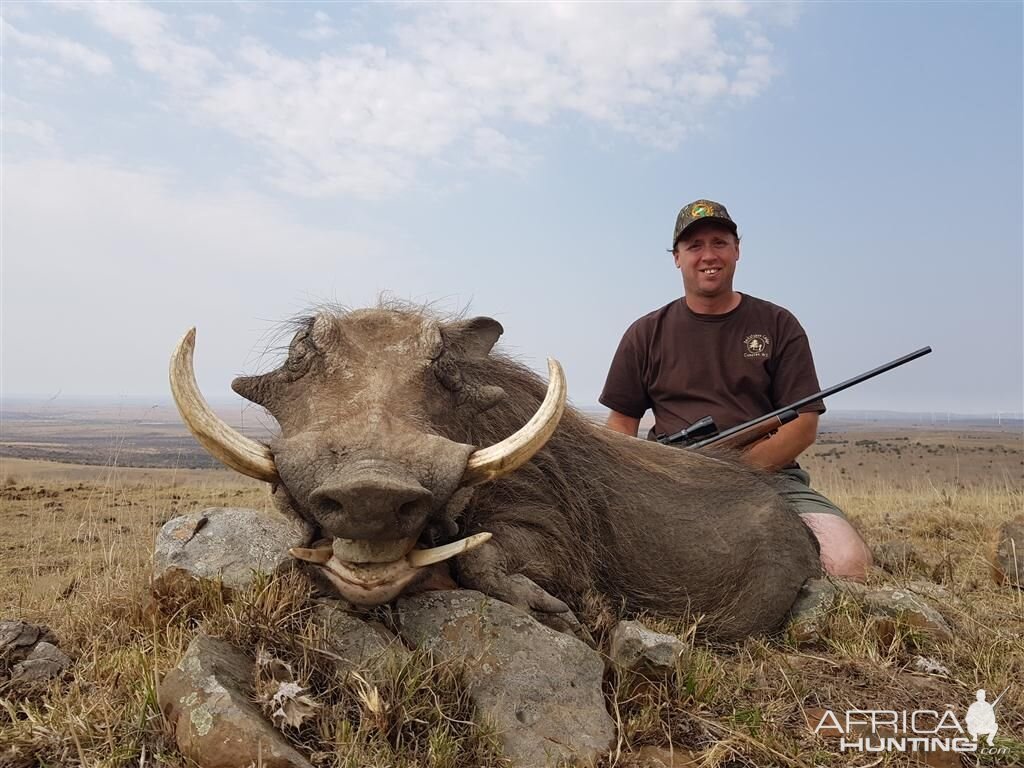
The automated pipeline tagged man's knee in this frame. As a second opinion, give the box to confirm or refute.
[800,512,873,581]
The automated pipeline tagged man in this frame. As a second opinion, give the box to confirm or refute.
[600,199,872,581]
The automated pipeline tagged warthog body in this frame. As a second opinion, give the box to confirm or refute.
[184,304,821,640]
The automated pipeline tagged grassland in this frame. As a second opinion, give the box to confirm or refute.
[0,417,1022,767]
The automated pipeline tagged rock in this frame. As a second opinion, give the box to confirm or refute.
[1,621,68,686]
[803,706,833,733]
[9,641,70,683]
[873,539,929,575]
[0,620,58,665]
[153,508,311,596]
[787,578,838,645]
[608,620,684,676]
[916,748,963,767]
[789,582,953,646]
[910,655,950,677]
[897,671,951,698]
[159,633,314,768]
[904,580,950,602]
[634,745,701,766]
[862,588,953,644]
[310,601,408,676]
[991,515,1024,587]
[397,590,615,768]
[779,653,817,671]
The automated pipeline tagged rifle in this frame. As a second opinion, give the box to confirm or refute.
[991,687,1009,709]
[656,346,932,450]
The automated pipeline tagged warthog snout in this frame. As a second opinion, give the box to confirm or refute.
[311,471,434,540]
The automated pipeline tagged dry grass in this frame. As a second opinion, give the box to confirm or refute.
[0,452,1022,767]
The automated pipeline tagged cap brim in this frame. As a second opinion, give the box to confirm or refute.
[676,217,737,243]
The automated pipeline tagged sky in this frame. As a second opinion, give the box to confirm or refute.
[2,1,1022,416]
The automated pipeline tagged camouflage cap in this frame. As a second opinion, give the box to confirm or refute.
[672,199,737,247]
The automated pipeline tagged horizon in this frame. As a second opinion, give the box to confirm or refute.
[2,393,1022,422]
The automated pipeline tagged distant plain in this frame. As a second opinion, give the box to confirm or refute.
[2,400,1020,489]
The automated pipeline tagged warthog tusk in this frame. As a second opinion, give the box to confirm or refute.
[407,532,492,567]
[169,328,278,483]
[289,531,492,605]
[461,358,566,486]
[288,544,333,565]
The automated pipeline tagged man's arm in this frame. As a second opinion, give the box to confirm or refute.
[742,411,818,470]
[605,410,641,438]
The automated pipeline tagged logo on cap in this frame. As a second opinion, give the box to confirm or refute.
[673,198,736,247]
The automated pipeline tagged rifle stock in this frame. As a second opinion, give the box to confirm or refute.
[694,409,798,451]
[710,416,784,451]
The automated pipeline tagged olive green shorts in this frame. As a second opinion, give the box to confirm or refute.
[775,468,847,519]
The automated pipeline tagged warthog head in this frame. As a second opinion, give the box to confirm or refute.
[170,307,565,605]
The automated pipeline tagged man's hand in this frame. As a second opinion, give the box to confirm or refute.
[605,410,641,437]
[743,411,819,470]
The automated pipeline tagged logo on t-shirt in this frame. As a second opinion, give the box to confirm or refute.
[744,334,771,358]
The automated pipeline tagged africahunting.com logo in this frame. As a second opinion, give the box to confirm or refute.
[812,688,1009,757]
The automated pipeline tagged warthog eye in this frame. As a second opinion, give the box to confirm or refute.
[432,351,505,412]
[433,350,464,395]
[285,329,316,375]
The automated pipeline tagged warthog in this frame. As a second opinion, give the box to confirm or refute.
[171,304,820,640]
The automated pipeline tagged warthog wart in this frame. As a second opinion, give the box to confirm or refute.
[170,303,821,641]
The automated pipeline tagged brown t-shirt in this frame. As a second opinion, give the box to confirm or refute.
[600,293,825,440]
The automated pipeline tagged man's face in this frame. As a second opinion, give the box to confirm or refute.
[673,222,740,299]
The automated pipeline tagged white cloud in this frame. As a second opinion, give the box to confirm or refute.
[187,12,222,38]
[14,55,69,87]
[57,2,789,200]
[74,1,217,89]
[298,10,336,42]
[1,114,56,146]
[1,17,113,75]
[469,127,534,173]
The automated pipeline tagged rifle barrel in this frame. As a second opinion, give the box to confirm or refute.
[785,346,932,414]
[695,346,932,449]
[992,686,1009,707]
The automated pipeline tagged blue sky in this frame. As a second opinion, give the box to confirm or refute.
[2,1,1021,414]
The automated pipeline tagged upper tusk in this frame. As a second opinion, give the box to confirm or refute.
[169,328,279,483]
[407,532,492,567]
[460,358,566,486]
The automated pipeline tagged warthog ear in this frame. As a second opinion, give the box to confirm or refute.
[444,317,504,359]
[309,314,341,349]
[232,373,272,407]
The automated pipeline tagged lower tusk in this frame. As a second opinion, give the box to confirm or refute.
[289,531,493,606]
[289,545,333,565]
[407,532,492,567]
